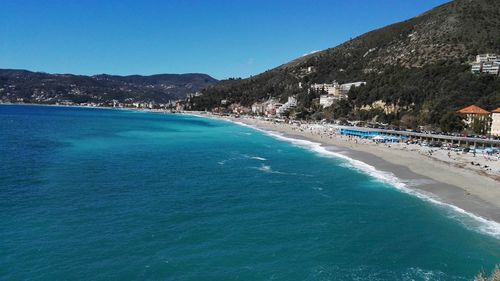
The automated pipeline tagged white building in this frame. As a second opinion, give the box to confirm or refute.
[311,81,340,96]
[476,54,498,63]
[319,95,336,108]
[340,81,367,90]
[482,63,500,75]
[311,81,365,99]
[471,64,482,74]
[277,96,297,116]
[313,81,366,108]
[491,108,500,137]
[471,54,500,75]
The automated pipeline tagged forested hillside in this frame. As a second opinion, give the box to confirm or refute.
[0,69,217,104]
[192,0,500,127]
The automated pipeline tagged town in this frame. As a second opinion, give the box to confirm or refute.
[2,54,499,142]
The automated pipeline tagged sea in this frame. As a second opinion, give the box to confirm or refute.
[1,104,499,281]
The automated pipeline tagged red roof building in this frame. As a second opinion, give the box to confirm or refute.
[457,105,492,135]
[456,105,490,115]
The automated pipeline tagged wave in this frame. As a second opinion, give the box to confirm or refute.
[257,164,273,173]
[218,153,267,167]
[224,119,500,239]
[252,163,313,177]
[253,164,287,175]
[250,156,267,161]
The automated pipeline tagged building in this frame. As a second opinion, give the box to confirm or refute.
[476,54,498,63]
[482,63,500,75]
[277,96,297,116]
[175,101,185,111]
[311,81,365,100]
[471,54,500,76]
[319,95,336,108]
[340,81,367,90]
[229,103,251,114]
[457,105,490,126]
[471,64,482,74]
[491,108,500,137]
[313,81,366,108]
[310,81,340,96]
[263,99,282,117]
[251,102,266,115]
[457,105,491,134]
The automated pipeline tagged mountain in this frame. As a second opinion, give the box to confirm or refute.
[0,69,217,104]
[192,0,500,127]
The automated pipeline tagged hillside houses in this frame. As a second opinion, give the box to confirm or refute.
[250,97,297,117]
[251,99,281,116]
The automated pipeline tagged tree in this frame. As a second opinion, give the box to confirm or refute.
[439,111,465,133]
[401,114,418,130]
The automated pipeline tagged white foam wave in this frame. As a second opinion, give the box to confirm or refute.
[217,156,238,165]
[250,156,267,161]
[254,164,286,175]
[240,154,267,161]
[252,163,312,177]
[257,164,273,173]
[226,119,500,239]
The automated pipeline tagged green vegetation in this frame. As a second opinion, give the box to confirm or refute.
[0,69,217,104]
[191,0,500,131]
[439,111,465,133]
[346,63,500,127]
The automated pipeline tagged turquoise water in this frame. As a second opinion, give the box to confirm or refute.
[0,104,499,281]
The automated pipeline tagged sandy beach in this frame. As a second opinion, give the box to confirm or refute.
[188,112,500,226]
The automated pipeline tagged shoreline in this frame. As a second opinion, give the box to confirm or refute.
[4,104,499,235]
[186,112,500,236]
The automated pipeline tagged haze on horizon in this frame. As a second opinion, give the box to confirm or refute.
[0,0,450,80]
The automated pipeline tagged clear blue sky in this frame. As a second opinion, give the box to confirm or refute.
[0,0,450,79]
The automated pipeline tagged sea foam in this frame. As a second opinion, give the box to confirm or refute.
[250,156,267,161]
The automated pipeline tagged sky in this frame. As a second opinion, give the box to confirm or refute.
[0,0,451,79]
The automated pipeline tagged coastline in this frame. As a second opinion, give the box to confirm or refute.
[186,112,500,236]
[4,104,499,235]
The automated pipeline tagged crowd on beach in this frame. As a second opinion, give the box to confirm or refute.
[292,119,499,176]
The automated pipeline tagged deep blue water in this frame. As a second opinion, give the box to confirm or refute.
[1,104,499,281]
